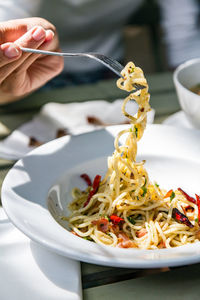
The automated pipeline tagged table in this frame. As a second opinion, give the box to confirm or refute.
[1,72,200,300]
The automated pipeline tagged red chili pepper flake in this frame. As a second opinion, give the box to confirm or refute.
[164,189,173,199]
[80,173,92,186]
[110,215,125,225]
[195,194,200,225]
[172,208,194,228]
[185,205,194,213]
[178,188,196,204]
[83,175,101,207]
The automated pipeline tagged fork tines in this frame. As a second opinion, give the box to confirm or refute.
[132,83,146,92]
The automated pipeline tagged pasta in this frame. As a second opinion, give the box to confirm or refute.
[67,62,200,249]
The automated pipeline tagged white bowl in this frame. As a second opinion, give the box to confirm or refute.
[2,124,200,268]
[173,58,200,128]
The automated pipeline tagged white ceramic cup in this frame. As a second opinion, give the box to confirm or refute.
[173,58,200,128]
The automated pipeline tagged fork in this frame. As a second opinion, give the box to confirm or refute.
[20,47,145,91]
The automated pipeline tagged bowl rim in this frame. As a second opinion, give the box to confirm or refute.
[173,58,200,99]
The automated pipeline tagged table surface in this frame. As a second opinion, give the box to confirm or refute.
[1,72,200,300]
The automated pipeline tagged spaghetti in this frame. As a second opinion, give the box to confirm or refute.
[67,62,200,249]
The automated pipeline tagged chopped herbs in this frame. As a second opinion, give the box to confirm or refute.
[170,191,175,201]
[127,216,136,225]
[104,215,110,221]
[135,214,142,220]
[155,182,159,188]
[141,178,147,196]
[134,125,138,138]
[141,186,147,196]
[83,236,93,241]
[195,218,199,223]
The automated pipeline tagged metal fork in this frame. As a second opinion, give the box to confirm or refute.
[20,47,146,91]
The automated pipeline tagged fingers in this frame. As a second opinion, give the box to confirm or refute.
[0,43,21,67]
[0,26,47,84]
[17,29,55,72]
[0,17,56,44]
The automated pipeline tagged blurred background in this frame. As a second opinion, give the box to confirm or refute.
[2,0,200,85]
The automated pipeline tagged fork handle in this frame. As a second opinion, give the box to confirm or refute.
[20,47,87,57]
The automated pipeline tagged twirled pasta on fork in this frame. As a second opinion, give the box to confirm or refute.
[67,62,200,250]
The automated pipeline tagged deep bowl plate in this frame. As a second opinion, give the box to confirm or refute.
[2,124,200,268]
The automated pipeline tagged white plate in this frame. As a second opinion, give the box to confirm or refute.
[2,124,200,268]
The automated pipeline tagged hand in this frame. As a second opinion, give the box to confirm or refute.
[0,18,64,104]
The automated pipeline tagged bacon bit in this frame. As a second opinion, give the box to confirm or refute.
[172,208,194,228]
[92,218,109,233]
[157,241,166,249]
[185,205,194,213]
[110,224,120,234]
[80,173,92,186]
[136,228,147,238]
[178,188,196,204]
[110,215,125,225]
[117,233,137,248]
[164,189,173,198]
[29,137,43,147]
[195,229,200,240]
[83,174,101,207]
[195,194,200,225]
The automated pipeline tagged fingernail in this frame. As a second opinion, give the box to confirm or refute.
[3,44,19,58]
[45,30,54,42]
[32,26,46,41]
